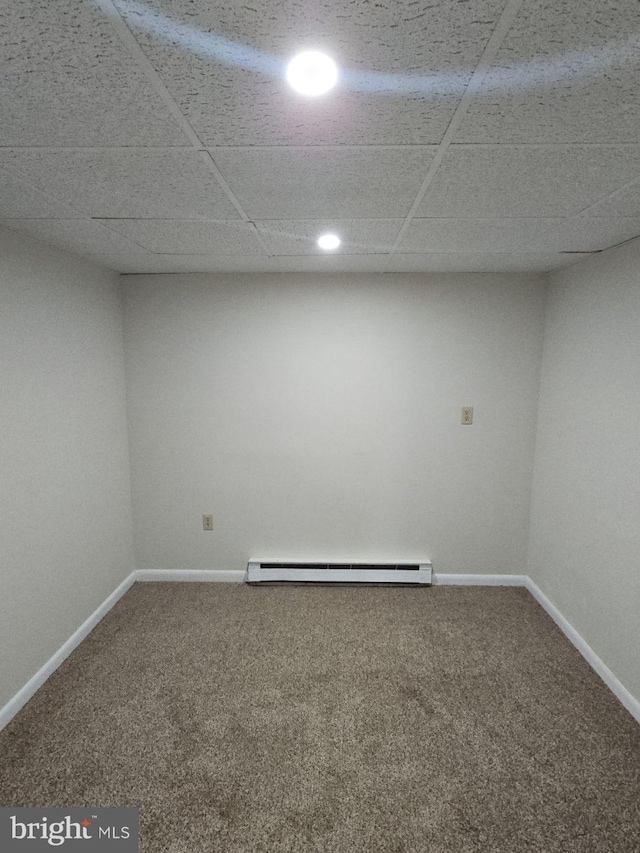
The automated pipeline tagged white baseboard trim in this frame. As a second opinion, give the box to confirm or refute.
[133,569,246,583]
[525,577,640,726]
[434,573,527,586]
[2,570,637,734]
[0,572,136,733]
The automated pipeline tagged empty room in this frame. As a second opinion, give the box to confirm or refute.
[1,0,639,850]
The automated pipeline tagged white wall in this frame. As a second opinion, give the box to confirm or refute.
[123,272,545,576]
[528,238,640,704]
[0,228,135,711]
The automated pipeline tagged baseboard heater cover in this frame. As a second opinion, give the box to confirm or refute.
[247,561,432,585]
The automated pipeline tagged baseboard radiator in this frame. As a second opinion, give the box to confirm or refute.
[247,561,432,585]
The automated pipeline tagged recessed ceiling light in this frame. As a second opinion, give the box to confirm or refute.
[317,233,341,251]
[286,51,338,96]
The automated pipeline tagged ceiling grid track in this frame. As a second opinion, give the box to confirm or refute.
[92,0,271,257]
[499,167,640,266]
[3,1,640,273]
[0,163,153,256]
[572,174,640,216]
[387,0,527,262]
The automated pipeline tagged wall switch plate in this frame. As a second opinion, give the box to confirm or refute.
[202,514,214,531]
[461,407,473,425]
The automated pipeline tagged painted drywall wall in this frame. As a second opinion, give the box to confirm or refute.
[123,272,545,575]
[0,227,135,711]
[528,238,640,705]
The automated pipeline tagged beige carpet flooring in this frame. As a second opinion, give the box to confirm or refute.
[1,584,639,852]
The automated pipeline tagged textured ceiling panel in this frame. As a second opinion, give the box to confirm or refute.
[0,172,82,219]
[84,251,595,275]
[0,218,148,256]
[100,219,266,254]
[525,217,640,253]
[416,145,640,219]
[85,254,401,274]
[579,181,640,218]
[3,0,640,274]
[0,149,241,220]
[0,0,188,146]
[397,218,564,254]
[113,0,509,146]
[387,253,593,273]
[255,220,403,256]
[213,148,436,219]
[456,0,640,144]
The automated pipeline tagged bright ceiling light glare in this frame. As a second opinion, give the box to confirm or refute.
[317,233,341,251]
[286,51,338,96]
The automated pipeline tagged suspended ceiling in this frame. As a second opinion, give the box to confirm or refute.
[1,0,640,275]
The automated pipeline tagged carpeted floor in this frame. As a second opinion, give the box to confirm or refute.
[1,584,639,852]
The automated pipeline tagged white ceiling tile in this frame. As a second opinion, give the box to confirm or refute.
[113,0,508,145]
[0,149,240,220]
[0,0,188,146]
[4,1,640,274]
[388,253,594,273]
[501,254,596,272]
[0,218,149,256]
[386,254,522,272]
[80,254,161,273]
[255,220,403,256]
[86,255,401,274]
[0,171,82,218]
[99,220,266,255]
[498,253,596,272]
[456,0,640,144]
[85,251,598,275]
[524,217,640,252]
[579,181,640,218]
[416,145,640,219]
[398,218,564,253]
[263,255,395,273]
[213,148,436,219]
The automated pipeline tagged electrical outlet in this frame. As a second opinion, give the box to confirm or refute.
[202,514,214,531]
[461,406,473,425]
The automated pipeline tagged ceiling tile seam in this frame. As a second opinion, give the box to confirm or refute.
[246,222,273,256]
[0,165,95,221]
[442,143,640,151]
[142,252,395,258]
[0,222,69,256]
[502,218,608,255]
[0,165,152,254]
[198,151,253,223]
[500,250,596,263]
[94,217,248,223]
[93,0,256,227]
[0,219,141,260]
[386,0,527,263]
[203,143,640,153]
[571,174,640,217]
[202,217,405,224]
[0,147,196,153]
[84,251,565,259]
[409,215,612,221]
[92,0,200,149]
[505,219,572,255]
[596,233,640,252]
[87,219,154,253]
[506,213,640,255]
[388,219,408,251]
[87,215,626,224]
[5,142,638,153]
[205,146,440,153]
